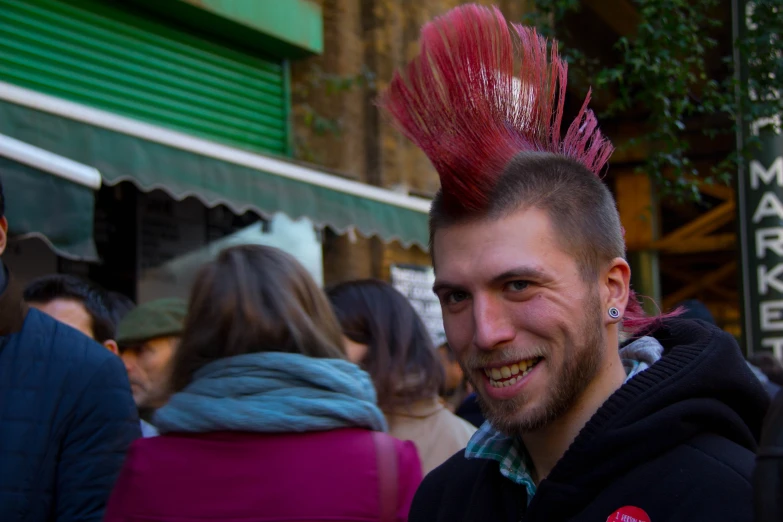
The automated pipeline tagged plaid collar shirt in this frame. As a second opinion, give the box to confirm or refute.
[464,338,660,503]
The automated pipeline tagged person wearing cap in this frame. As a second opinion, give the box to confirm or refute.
[117,298,187,436]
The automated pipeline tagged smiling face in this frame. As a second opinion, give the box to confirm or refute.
[433,206,612,435]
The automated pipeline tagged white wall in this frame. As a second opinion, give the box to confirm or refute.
[136,205,323,304]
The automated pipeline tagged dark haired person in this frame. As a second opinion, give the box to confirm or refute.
[749,352,783,387]
[106,290,136,328]
[104,245,422,521]
[25,274,120,354]
[379,5,768,521]
[328,279,476,475]
[0,180,139,522]
[437,341,466,409]
[24,279,164,436]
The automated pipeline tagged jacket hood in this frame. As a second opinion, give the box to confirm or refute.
[535,318,769,514]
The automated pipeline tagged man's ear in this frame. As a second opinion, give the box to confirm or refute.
[603,257,632,326]
[103,339,120,356]
[0,217,8,257]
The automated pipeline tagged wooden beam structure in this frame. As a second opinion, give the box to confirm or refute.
[563,1,741,334]
[653,200,736,253]
[662,262,738,310]
[616,171,656,250]
[689,179,735,202]
[660,266,738,302]
[615,170,661,311]
[656,234,736,254]
[609,133,735,165]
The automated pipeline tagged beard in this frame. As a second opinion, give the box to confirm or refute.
[462,288,605,436]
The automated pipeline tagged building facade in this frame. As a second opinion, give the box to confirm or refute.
[0,0,433,301]
[1,0,743,345]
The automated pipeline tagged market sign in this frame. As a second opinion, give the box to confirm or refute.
[737,129,783,357]
[734,0,783,356]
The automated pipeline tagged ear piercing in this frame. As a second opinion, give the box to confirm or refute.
[608,307,621,319]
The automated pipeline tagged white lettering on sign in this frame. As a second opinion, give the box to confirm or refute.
[758,264,783,294]
[756,227,783,257]
[606,506,650,522]
[761,301,783,330]
[751,156,783,355]
[753,192,783,223]
[762,337,783,360]
[751,157,783,189]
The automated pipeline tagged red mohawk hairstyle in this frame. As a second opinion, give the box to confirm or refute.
[380,4,676,336]
[378,4,613,213]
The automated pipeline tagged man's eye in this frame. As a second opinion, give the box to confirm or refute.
[508,280,529,292]
[446,291,469,304]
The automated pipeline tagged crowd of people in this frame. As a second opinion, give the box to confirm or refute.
[3,236,485,520]
[2,3,783,521]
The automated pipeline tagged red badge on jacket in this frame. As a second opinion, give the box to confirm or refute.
[607,506,651,522]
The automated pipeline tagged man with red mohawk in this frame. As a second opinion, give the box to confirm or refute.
[380,5,768,521]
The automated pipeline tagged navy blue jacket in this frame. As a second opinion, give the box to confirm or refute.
[0,279,140,522]
[410,319,770,522]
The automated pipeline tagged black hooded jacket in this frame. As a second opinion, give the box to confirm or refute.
[410,319,769,522]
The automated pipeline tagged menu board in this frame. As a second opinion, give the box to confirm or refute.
[390,264,445,346]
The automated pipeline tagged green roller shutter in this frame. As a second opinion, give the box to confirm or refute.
[0,0,288,155]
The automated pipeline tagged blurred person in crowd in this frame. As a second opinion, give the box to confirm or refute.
[24,277,166,435]
[673,298,716,324]
[25,274,120,354]
[104,245,421,521]
[746,353,782,399]
[676,299,781,397]
[0,180,139,522]
[379,5,768,521]
[24,279,168,433]
[454,392,485,429]
[437,341,467,410]
[117,298,187,437]
[749,352,783,387]
[106,290,136,327]
[328,279,477,475]
[438,342,486,428]
[438,341,486,427]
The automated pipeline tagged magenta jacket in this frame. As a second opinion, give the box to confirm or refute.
[104,428,422,522]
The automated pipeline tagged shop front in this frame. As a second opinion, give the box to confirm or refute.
[0,0,431,299]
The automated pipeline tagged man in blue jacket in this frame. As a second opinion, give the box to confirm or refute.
[0,179,141,521]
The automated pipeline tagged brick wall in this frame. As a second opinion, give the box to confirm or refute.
[292,0,533,285]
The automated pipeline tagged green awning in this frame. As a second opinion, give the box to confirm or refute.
[0,92,431,249]
[0,156,98,260]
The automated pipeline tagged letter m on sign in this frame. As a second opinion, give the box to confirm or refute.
[751,157,783,189]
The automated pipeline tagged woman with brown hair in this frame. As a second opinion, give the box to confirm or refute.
[104,245,422,522]
[327,279,476,475]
